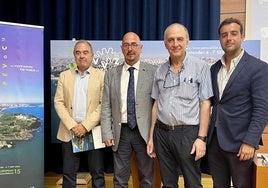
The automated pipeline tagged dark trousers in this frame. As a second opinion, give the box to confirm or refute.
[113,126,154,188]
[61,141,105,188]
[208,131,253,188]
[154,123,202,188]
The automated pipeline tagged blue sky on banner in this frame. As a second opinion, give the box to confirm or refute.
[0,22,44,103]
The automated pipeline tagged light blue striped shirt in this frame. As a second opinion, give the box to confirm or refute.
[152,53,213,126]
[72,69,90,123]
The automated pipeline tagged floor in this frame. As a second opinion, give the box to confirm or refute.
[44,172,213,188]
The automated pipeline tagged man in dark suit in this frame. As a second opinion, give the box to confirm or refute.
[208,17,268,188]
[101,32,157,188]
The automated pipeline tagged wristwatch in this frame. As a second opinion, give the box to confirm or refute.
[197,135,207,142]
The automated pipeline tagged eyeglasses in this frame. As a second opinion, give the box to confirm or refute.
[163,69,181,88]
[122,43,140,49]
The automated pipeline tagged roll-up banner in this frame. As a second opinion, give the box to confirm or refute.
[0,21,44,188]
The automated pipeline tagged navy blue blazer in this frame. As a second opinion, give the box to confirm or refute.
[208,51,268,152]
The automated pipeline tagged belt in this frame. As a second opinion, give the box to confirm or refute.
[155,119,183,131]
[121,123,138,130]
[155,119,197,131]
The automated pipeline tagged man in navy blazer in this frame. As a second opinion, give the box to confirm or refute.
[208,17,268,188]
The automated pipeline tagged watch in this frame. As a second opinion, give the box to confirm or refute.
[197,135,207,142]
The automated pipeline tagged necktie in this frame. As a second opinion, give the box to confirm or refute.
[127,67,137,129]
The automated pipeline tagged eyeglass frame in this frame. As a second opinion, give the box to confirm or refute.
[121,42,141,49]
[163,68,183,88]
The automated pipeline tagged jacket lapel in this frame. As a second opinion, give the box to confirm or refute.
[69,70,76,105]
[87,67,95,106]
[137,62,146,91]
[221,53,247,99]
[114,65,123,104]
[212,62,221,101]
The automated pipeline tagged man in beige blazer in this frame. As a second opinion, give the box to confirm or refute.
[54,40,105,188]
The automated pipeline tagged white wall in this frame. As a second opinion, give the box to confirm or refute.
[246,0,268,62]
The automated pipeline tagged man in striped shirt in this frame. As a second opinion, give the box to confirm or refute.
[147,23,213,188]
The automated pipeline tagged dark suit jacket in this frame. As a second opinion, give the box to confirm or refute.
[208,51,268,152]
[101,62,157,151]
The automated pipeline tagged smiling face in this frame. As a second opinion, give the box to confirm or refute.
[73,41,93,73]
[164,23,189,60]
[219,22,245,58]
[121,32,143,66]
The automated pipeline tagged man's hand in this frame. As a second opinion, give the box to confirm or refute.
[71,123,87,138]
[237,143,255,161]
[147,138,156,158]
[104,139,114,147]
[190,138,206,161]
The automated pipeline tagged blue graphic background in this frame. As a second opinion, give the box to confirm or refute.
[0,22,44,188]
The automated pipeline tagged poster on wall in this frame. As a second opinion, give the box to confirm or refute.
[50,40,260,143]
[0,21,44,188]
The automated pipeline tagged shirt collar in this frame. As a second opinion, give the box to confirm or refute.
[75,67,90,76]
[220,49,244,67]
[123,60,140,72]
[167,53,187,71]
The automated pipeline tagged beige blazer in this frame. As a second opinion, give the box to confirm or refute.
[54,66,104,142]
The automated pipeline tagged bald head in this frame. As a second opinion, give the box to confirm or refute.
[164,23,189,41]
[122,32,141,44]
[121,32,143,66]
